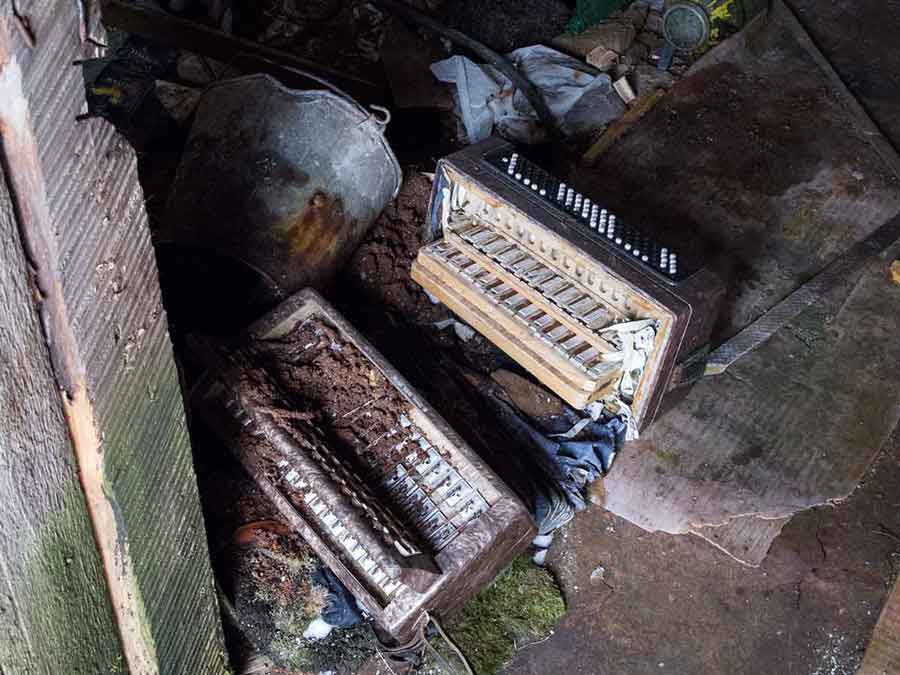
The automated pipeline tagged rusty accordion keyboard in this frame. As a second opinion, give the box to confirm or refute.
[193,289,535,646]
[412,138,725,430]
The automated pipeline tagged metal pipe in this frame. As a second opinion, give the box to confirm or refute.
[372,0,562,140]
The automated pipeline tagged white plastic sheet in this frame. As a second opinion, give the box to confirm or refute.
[431,45,625,144]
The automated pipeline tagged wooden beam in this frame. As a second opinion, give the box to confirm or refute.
[101,0,386,103]
[859,579,900,674]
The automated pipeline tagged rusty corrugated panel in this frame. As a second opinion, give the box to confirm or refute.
[1,1,226,672]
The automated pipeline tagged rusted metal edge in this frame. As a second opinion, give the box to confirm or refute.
[705,211,900,375]
[0,21,158,674]
[100,0,386,103]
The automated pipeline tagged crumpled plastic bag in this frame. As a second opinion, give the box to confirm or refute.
[431,45,625,144]
[600,319,658,401]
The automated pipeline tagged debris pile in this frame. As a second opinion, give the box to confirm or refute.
[554,1,688,102]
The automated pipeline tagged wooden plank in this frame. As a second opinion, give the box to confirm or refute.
[0,2,226,672]
[0,160,126,675]
[412,251,621,409]
[691,515,790,567]
[775,0,900,181]
[859,580,900,675]
[582,89,665,166]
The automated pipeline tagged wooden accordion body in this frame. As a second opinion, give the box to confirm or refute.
[412,138,725,429]
[193,290,535,646]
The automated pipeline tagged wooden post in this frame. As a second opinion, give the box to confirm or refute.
[0,2,226,673]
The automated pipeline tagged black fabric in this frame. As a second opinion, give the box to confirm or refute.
[313,566,363,628]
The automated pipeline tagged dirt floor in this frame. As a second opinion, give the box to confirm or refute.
[518,433,900,675]
[331,174,900,675]
[787,0,900,151]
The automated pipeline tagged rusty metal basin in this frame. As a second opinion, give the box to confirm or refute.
[163,74,401,297]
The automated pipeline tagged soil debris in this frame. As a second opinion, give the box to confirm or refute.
[243,316,441,481]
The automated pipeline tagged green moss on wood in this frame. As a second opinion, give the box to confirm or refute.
[6,481,126,675]
[99,348,228,674]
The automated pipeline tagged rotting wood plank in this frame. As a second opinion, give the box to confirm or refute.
[0,158,126,675]
[0,2,226,673]
[859,579,900,675]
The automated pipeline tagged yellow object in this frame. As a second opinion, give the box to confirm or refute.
[890,260,900,285]
[708,0,744,41]
[90,85,123,105]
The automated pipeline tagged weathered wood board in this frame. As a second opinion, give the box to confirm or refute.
[0,1,225,672]
[860,578,900,675]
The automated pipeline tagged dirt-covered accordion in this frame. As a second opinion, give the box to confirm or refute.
[193,290,534,646]
[412,138,725,429]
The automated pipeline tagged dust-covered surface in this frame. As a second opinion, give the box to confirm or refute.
[581,2,900,565]
[330,157,900,674]
[192,423,379,673]
[243,315,447,491]
[506,429,900,675]
[785,0,900,151]
[435,0,572,53]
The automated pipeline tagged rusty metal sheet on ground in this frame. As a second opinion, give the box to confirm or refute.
[859,579,900,675]
[589,5,900,565]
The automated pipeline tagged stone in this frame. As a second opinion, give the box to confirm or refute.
[645,10,664,35]
[891,260,900,285]
[552,21,636,58]
[623,41,651,67]
[632,63,675,97]
[637,29,665,52]
[622,4,649,30]
[491,369,565,420]
[154,81,201,125]
[587,46,619,71]
[176,53,228,85]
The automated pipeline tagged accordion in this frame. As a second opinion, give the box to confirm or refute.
[193,289,535,646]
[412,138,725,429]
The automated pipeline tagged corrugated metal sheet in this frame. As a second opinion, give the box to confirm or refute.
[8,1,226,671]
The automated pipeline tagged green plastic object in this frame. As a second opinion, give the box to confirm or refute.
[565,0,633,33]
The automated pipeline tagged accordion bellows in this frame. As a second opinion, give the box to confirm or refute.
[412,138,725,429]
[194,289,535,646]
